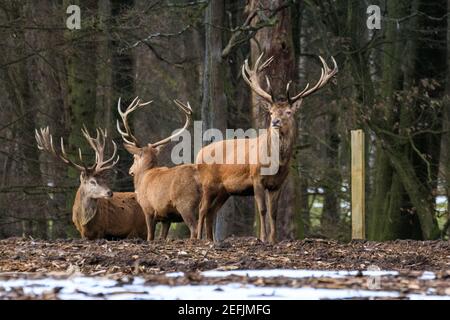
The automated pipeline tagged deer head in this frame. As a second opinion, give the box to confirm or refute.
[116,97,192,178]
[242,53,338,135]
[35,126,119,199]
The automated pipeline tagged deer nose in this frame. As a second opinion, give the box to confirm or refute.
[107,190,113,198]
[271,119,281,127]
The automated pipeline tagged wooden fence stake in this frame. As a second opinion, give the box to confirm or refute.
[351,130,365,240]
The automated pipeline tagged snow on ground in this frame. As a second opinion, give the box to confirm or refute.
[0,269,448,300]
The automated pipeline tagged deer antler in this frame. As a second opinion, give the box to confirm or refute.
[116,97,192,148]
[35,126,87,172]
[116,97,153,147]
[286,56,338,104]
[81,125,119,174]
[242,52,274,104]
[151,99,193,148]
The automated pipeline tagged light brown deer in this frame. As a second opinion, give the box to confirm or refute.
[196,53,338,243]
[116,97,200,240]
[35,126,147,240]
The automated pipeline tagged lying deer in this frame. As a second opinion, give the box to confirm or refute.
[116,97,200,240]
[196,53,338,243]
[35,126,147,240]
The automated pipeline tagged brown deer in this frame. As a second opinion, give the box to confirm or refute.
[196,53,338,243]
[35,126,147,240]
[116,97,200,240]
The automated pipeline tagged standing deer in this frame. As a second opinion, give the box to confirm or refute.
[196,53,338,243]
[35,126,147,240]
[116,97,200,240]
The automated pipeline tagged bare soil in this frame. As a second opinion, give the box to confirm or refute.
[0,237,449,299]
[1,237,449,273]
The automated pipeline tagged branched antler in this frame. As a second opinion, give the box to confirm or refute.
[117,97,192,148]
[116,97,153,147]
[286,56,338,104]
[242,53,338,106]
[36,126,119,174]
[35,126,87,172]
[81,125,119,174]
[241,52,274,104]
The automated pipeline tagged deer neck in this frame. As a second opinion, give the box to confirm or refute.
[133,171,145,194]
[132,164,157,196]
[268,122,297,165]
[78,187,98,226]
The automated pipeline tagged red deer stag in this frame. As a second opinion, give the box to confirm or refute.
[35,126,147,240]
[196,53,338,243]
[116,97,200,240]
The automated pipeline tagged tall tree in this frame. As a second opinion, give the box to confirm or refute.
[65,0,99,173]
[368,0,445,240]
[0,1,47,237]
[30,1,71,238]
[201,0,243,241]
[249,0,301,240]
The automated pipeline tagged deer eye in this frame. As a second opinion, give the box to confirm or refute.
[286,110,292,116]
[90,180,97,186]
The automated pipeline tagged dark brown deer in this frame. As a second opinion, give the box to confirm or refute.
[35,126,147,240]
[196,53,338,243]
[117,97,200,240]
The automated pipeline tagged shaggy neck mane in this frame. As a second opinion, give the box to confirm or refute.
[268,121,297,166]
[79,188,98,226]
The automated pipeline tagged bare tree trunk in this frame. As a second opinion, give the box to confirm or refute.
[200,0,237,241]
[369,0,444,240]
[444,0,450,238]
[29,1,70,238]
[249,0,299,240]
[0,2,47,238]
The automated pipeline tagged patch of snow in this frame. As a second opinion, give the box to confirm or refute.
[407,294,450,300]
[419,271,436,280]
[1,269,448,300]
[0,277,401,300]
[182,269,400,279]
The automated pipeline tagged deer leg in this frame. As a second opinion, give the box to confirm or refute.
[204,214,215,241]
[160,221,171,240]
[197,194,211,239]
[181,210,198,239]
[205,191,229,241]
[254,183,267,242]
[267,189,282,244]
[145,213,156,241]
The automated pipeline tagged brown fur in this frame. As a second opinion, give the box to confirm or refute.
[35,126,147,240]
[125,145,201,240]
[196,104,297,243]
[117,98,201,240]
[195,54,336,243]
[72,190,147,240]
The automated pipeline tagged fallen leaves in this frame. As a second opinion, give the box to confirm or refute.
[0,236,449,277]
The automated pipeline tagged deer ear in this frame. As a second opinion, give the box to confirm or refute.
[149,143,163,155]
[123,143,140,155]
[80,171,86,182]
[291,99,303,112]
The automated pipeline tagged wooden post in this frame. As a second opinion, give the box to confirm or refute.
[351,130,365,240]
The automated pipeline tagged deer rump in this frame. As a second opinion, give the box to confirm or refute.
[72,190,147,240]
[136,164,202,224]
